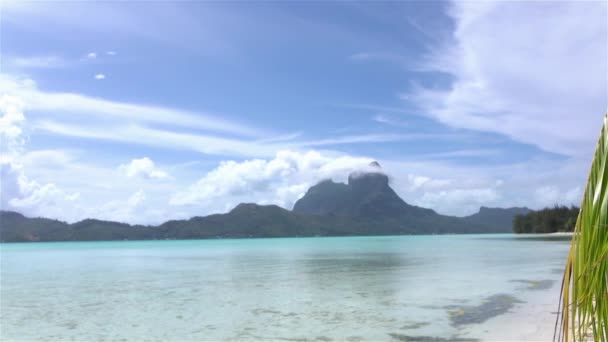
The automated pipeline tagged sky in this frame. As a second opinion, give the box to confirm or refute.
[0,1,606,224]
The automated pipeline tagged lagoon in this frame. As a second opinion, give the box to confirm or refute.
[0,234,570,341]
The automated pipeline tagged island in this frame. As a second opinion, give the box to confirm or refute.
[1,163,532,242]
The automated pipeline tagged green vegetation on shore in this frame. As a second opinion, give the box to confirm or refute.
[512,206,579,234]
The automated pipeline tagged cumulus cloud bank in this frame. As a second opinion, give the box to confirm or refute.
[0,95,81,217]
[411,1,607,157]
[0,99,164,224]
[119,157,169,179]
[170,150,374,213]
[91,189,148,223]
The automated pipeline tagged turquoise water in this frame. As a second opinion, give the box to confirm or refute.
[1,235,570,341]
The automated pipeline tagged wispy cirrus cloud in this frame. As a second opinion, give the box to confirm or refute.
[34,120,426,158]
[9,56,69,69]
[5,50,117,70]
[296,134,412,147]
[34,120,279,157]
[422,148,500,159]
[372,114,409,127]
[1,75,449,160]
[330,103,416,116]
[349,52,410,66]
[0,74,264,138]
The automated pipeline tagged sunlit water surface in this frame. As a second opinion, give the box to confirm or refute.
[1,235,570,341]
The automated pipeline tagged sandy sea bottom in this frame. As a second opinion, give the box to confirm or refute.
[0,234,570,341]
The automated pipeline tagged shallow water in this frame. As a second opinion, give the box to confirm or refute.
[0,234,570,341]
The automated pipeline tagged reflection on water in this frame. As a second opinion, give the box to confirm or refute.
[1,234,570,341]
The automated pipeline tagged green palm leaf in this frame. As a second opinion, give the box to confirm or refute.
[556,112,608,342]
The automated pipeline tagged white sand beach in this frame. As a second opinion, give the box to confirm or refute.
[463,276,563,341]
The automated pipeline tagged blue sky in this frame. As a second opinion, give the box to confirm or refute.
[1,1,606,224]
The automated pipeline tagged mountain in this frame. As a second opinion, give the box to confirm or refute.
[292,163,527,234]
[462,206,532,233]
[293,168,435,219]
[0,165,531,242]
[0,211,71,242]
[0,211,154,242]
[293,171,435,219]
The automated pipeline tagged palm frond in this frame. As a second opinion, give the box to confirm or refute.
[555,112,608,342]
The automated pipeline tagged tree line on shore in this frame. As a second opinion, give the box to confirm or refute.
[513,205,579,233]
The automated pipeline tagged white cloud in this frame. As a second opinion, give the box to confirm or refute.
[0,95,206,224]
[372,114,409,127]
[296,133,423,147]
[1,73,465,160]
[170,150,374,214]
[35,120,284,158]
[5,53,107,70]
[0,97,587,223]
[6,172,81,217]
[0,74,264,138]
[0,99,80,217]
[411,1,607,157]
[10,151,178,224]
[119,157,168,179]
[408,174,431,189]
[11,56,68,69]
[94,74,105,80]
[406,174,451,191]
[35,119,417,158]
[92,189,147,223]
[378,154,591,216]
[1,95,28,207]
[167,151,585,218]
[0,95,26,159]
[534,185,581,208]
[425,149,500,159]
[349,52,409,66]
[4,88,586,222]
[106,51,117,56]
[2,2,601,223]
[418,188,500,215]
[386,165,506,215]
[18,149,75,168]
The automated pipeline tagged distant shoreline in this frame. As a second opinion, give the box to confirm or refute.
[0,203,530,243]
[0,232,572,245]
